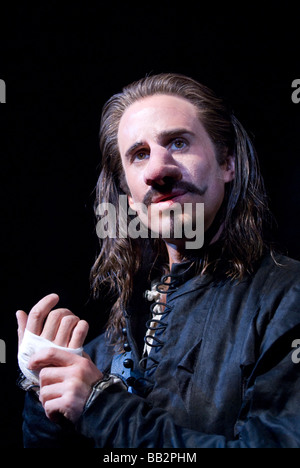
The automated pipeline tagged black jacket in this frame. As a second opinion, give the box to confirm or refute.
[22,253,300,447]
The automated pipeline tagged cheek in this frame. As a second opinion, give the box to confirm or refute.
[202,178,226,226]
[121,164,138,197]
[119,171,130,194]
[194,163,226,220]
[128,182,144,205]
[186,158,218,188]
[206,181,225,206]
[126,173,147,209]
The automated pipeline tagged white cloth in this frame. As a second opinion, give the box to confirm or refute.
[144,285,164,357]
[18,328,83,385]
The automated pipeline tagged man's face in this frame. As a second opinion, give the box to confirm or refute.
[117,94,235,245]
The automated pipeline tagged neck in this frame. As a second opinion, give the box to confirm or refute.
[165,241,185,270]
[164,221,225,270]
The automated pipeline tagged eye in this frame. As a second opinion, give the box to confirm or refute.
[133,150,149,162]
[170,138,187,151]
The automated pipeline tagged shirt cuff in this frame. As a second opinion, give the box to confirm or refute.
[84,374,127,411]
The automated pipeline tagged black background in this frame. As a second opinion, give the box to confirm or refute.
[0,3,299,448]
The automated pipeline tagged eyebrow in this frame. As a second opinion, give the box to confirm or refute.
[124,128,195,160]
[124,141,145,160]
[157,128,195,142]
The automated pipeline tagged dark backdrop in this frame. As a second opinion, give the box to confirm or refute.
[0,3,299,447]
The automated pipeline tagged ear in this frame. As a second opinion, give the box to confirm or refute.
[128,194,136,211]
[222,155,235,183]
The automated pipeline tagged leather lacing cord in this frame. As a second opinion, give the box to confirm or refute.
[134,265,197,394]
[139,273,179,374]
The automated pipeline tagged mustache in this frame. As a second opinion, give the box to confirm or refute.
[142,180,208,207]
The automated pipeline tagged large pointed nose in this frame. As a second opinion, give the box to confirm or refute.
[143,147,182,187]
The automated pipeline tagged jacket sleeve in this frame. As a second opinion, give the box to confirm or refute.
[22,331,113,448]
[22,324,300,448]
[23,391,94,448]
[23,334,300,449]
[74,268,300,448]
[22,284,300,448]
[76,322,300,448]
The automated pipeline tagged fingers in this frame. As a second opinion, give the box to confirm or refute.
[26,293,60,335]
[41,311,78,344]
[39,366,66,386]
[18,293,89,349]
[43,397,68,423]
[69,320,89,349]
[29,348,102,384]
[16,310,28,345]
[41,314,88,348]
[29,347,78,370]
[42,392,86,424]
[39,389,67,423]
[31,349,104,424]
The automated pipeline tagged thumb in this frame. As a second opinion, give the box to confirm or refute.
[16,310,28,346]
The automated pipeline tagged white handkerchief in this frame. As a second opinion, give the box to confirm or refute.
[18,328,83,385]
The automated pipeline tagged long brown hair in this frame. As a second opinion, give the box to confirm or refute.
[90,73,273,345]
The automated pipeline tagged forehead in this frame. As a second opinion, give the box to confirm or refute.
[118,94,200,150]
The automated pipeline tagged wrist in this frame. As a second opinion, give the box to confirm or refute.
[17,372,40,396]
[84,373,127,411]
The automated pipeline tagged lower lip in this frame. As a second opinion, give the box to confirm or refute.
[155,194,186,208]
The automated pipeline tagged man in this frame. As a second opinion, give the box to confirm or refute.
[17,73,300,447]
